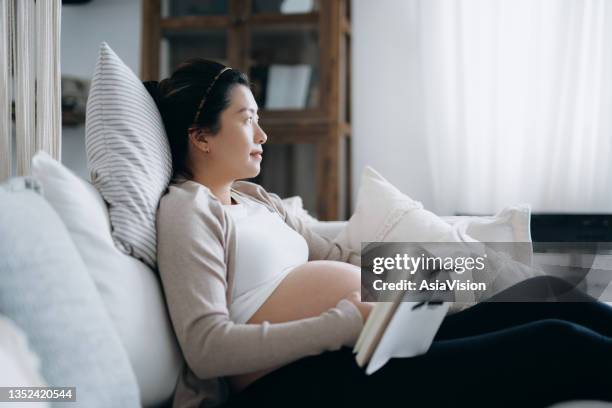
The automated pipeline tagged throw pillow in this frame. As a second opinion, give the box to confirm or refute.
[32,151,182,407]
[334,166,454,250]
[335,166,532,262]
[0,177,140,407]
[85,41,172,269]
[0,315,49,408]
[335,166,538,310]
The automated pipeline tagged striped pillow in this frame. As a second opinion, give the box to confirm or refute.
[85,42,171,269]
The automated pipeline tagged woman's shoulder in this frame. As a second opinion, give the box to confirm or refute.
[231,179,265,196]
[231,180,285,216]
[158,179,227,227]
[160,178,219,206]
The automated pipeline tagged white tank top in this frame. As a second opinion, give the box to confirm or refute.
[224,191,309,324]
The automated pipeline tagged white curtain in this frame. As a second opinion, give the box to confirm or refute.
[0,0,61,181]
[0,0,13,180]
[415,0,612,215]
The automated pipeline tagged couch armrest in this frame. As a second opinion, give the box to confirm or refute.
[309,221,347,240]
[309,216,466,241]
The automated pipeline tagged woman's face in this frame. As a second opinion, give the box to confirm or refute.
[206,84,267,180]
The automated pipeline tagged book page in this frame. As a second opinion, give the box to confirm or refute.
[364,301,449,375]
[354,302,396,366]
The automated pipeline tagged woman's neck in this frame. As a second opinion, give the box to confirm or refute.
[192,174,234,205]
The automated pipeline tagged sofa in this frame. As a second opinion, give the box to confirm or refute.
[1,166,611,408]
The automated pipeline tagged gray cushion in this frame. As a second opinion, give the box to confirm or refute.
[85,42,172,269]
[0,177,141,408]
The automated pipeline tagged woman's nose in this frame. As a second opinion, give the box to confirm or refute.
[256,124,267,144]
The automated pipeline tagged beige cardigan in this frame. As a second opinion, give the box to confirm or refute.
[157,178,364,408]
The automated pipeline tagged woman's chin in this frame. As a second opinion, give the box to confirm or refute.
[240,165,260,180]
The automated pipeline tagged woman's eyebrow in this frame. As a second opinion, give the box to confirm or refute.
[236,107,259,114]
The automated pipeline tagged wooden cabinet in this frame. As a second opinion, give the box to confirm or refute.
[141,0,352,220]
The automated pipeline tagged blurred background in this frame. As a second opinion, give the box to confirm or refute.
[60,0,612,229]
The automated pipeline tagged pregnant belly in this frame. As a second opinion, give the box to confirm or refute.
[227,260,361,393]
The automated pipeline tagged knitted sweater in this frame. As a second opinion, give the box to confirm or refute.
[157,178,364,408]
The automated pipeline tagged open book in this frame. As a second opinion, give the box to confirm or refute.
[353,290,449,375]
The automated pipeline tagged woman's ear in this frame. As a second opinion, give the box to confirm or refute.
[188,128,211,153]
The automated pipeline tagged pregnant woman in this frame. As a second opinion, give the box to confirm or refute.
[151,60,612,408]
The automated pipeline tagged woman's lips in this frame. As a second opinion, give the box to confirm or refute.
[250,152,262,160]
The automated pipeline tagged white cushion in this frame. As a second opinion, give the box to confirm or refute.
[443,209,531,242]
[281,195,319,224]
[32,152,181,407]
[335,166,459,249]
[0,178,141,407]
[443,206,532,265]
[85,42,172,269]
[334,166,538,310]
[0,316,49,408]
[335,166,532,262]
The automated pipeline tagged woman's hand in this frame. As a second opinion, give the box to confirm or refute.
[344,290,375,323]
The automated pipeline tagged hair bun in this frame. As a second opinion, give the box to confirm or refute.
[143,80,163,109]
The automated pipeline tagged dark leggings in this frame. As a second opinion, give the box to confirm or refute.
[223,276,612,408]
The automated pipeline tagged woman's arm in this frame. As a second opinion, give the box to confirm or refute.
[157,186,363,380]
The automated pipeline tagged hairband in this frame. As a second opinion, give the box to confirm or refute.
[192,66,232,125]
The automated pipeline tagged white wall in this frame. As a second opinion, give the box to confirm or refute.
[351,0,436,211]
[61,0,142,179]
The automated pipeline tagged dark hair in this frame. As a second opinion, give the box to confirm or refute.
[144,59,250,180]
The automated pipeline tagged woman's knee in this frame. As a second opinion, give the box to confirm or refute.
[532,318,591,343]
[514,275,577,300]
[524,275,570,288]
[542,275,575,290]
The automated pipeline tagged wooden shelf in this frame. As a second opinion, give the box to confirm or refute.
[161,15,231,30]
[160,12,319,32]
[341,15,351,35]
[249,11,318,25]
[259,108,325,121]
